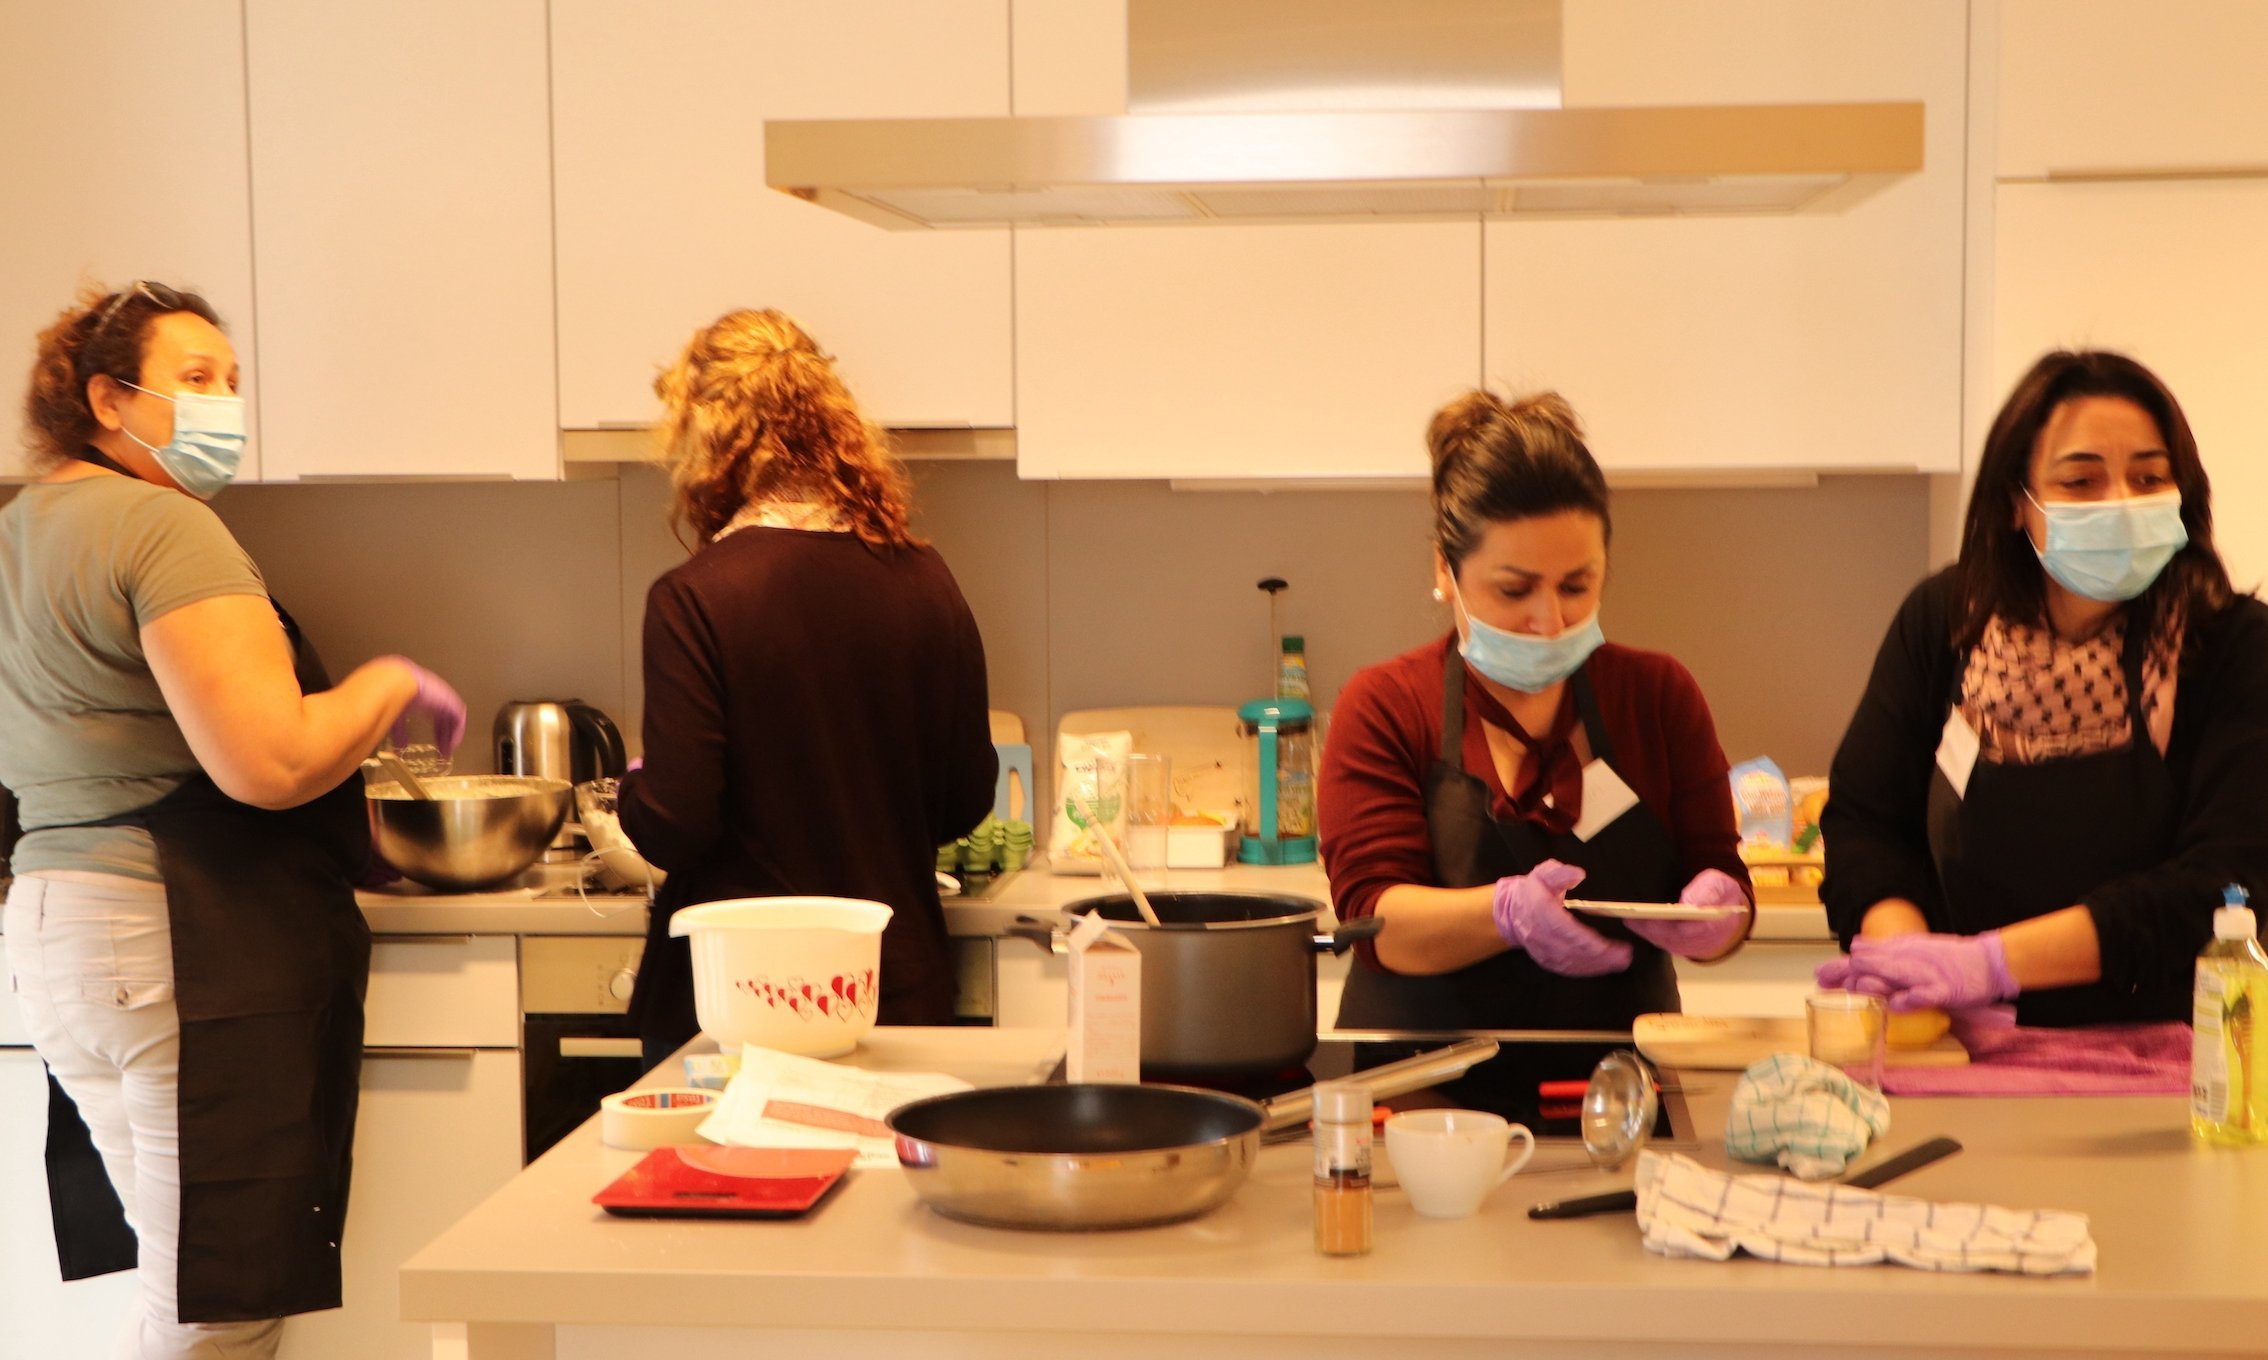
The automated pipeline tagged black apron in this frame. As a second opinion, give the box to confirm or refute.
[1336,654,1684,1031]
[42,601,373,1323]
[1924,625,2178,1026]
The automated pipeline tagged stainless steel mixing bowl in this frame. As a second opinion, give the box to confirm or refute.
[365,775,572,892]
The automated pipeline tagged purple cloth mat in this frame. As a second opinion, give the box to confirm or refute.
[1880,1009,2192,1096]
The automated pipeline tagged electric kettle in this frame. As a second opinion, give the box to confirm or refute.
[493,700,629,859]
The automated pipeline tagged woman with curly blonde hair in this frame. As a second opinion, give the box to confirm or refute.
[618,309,997,1064]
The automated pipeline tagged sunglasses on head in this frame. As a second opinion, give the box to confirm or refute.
[86,281,185,346]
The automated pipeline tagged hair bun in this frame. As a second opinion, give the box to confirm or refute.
[1505,391,1585,442]
[1426,389,1511,472]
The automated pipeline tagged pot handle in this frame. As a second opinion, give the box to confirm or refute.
[1005,915,1066,955]
[1312,914,1384,954]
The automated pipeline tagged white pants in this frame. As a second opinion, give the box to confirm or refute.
[4,870,285,1360]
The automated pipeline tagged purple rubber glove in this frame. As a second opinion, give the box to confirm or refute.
[1814,931,2019,1012]
[1626,868,1752,959]
[379,657,466,757]
[1492,859,1632,977]
[625,757,643,773]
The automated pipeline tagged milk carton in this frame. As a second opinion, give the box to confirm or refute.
[1066,912,1141,1083]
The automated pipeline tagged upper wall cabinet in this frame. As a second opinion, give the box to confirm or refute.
[0,2,259,481]
[1485,0,1968,474]
[1995,180,2268,592]
[246,0,558,480]
[1999,1,2268,180]
[1015,224,1483,479]
[551,1,1013,432]
[1009,0,1478,480]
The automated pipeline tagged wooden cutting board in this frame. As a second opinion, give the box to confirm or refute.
[1633,1013,1970,1070]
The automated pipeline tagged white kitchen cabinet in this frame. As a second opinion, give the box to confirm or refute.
[276,1049,522,1360]
[550,0,1014,431]
[244,0,558,480]
[1998,1,2268,181]
[1484,0,1967,473]
[1993,178,2268,594]
[0,1,261,482]
[1015,222,1484,479]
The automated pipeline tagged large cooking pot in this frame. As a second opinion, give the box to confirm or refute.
[887,1038,1496,1231]
[1011,892,1382,1078]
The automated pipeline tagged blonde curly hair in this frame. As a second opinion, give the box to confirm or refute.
[652,308,916,549]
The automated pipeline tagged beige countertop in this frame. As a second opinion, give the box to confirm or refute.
[348,856,1830,942]
[400,1027,2265,1360]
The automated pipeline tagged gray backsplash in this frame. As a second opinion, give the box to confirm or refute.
[6,464,1930,779]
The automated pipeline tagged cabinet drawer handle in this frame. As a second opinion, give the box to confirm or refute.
[365,1047,479,1060]
[559,1037,644,1059]
[374,934,476,946]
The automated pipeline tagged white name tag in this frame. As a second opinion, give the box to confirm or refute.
[1571,759,1643,842]
[1935,710,1980,800]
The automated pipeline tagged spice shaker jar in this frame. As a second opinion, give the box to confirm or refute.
[1313,1080,1374,1257]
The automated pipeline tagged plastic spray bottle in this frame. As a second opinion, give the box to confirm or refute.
[2191,884,2268,1146]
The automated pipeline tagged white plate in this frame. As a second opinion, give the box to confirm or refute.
[1565,899,1745,921]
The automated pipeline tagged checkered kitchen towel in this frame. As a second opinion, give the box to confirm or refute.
[1635,1150,2096,1275]
[1724,1052,1891,1180]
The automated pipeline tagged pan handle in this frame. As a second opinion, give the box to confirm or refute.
[1311,915,1384,954]
[1258,1035,1500,1134]
[1005,916,1065,955]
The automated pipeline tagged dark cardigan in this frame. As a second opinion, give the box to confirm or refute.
[1821,567,2268,1022]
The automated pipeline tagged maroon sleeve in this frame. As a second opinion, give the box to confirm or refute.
[617,573,728,872]
[1318,655,1440,927]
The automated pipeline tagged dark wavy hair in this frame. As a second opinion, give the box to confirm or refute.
[1955,350,2234,652]
[1427,389,1611,576]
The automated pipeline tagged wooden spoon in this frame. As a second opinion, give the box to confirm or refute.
[1068,783,1162,926]
[371,749,435,800]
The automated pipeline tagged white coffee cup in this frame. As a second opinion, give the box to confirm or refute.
[1383,1109,1537,1219]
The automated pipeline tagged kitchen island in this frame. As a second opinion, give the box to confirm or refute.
[401,1028,2267,1360]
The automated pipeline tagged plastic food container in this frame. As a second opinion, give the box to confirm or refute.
[668,897,892,1056]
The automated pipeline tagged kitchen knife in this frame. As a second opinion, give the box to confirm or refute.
[1526,1135,1964,1220]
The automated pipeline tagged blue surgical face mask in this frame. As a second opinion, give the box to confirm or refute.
[1453,589,1605,693]
[2025,488,2187,603]
[120,381,247,500]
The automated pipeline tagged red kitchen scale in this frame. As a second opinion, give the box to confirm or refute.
[593,1145,857,1219]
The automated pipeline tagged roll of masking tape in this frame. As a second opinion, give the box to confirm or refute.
[601,1088,718,1150]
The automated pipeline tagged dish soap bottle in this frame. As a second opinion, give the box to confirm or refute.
[1277,635,1311,701]
[2192,884,2268,1146]
[1313,1080,1373,1256]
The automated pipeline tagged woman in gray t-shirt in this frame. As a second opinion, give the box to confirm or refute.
[1,281,464,1357]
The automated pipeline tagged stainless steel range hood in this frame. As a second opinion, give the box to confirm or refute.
[765,0,1923,229]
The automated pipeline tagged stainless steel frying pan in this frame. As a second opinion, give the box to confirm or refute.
[886,1038,1497,1230]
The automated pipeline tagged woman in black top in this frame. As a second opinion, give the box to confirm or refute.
[619,309,996,1066]
[1819,350,2268,1026]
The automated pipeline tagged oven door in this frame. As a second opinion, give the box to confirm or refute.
[521,935,647,1162]
[520,1012,647,1161]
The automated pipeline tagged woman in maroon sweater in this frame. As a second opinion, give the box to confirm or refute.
[618,309,997,1066]
[1319,391,1752,1030]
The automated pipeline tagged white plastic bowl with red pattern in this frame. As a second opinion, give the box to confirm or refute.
[669,897,893,1057]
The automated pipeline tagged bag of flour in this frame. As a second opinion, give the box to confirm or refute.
[1048,730,1132,875]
